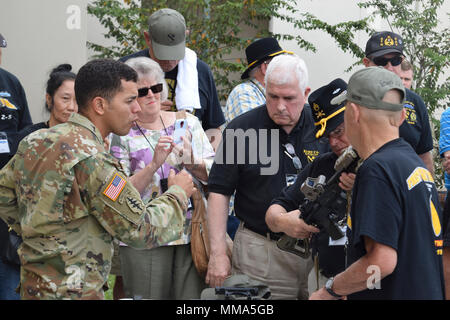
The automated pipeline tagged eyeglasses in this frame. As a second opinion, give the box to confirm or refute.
[372,55,403,67]
[137,83,163,97]
[284,143,302,172]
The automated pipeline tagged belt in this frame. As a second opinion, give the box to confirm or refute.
[242,223,282,241]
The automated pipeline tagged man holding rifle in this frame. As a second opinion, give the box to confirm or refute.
[266,78,355,292]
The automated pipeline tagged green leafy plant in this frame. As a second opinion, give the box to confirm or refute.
[87,0,371,100]
[88,0,449,185]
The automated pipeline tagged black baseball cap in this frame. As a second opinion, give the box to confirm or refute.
[365,31,403,58]
[0,34,7,48]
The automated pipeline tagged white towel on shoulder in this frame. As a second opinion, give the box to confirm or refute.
[175,47,201,111]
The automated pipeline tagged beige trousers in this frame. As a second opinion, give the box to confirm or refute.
[231,222,313,300]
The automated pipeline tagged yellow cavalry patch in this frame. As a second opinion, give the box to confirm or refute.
[430,199,441,237]
[406,167,434,190]
[303,149,319,163]
[0,98,18,110]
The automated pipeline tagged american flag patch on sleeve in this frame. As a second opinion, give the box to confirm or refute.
[103,173,127,201]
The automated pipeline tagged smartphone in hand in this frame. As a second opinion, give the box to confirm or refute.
[173,119,186,145]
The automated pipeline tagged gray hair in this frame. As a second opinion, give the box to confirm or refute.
[264,54,308,92]
[124,57,168,101]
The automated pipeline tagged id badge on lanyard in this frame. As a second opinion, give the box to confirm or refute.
[0,132,10,154]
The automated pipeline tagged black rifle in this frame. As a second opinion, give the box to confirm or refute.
[215,287,259,300]
[276,146,360,258]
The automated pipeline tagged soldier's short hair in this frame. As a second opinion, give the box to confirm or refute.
[75,59,138,110]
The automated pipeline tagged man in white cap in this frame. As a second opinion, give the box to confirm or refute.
[120,8,225,140]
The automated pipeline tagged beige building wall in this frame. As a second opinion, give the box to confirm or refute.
[272,0,450,95]
[0,0,88,123]
[0,0,448,123]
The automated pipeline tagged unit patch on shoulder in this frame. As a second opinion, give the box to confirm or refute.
[103,173,127,201]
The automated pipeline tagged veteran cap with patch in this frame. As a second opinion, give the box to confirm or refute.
[309,78,347,139]
[331,67,405,111]
[365,31,403,58]
[148,8,186,60]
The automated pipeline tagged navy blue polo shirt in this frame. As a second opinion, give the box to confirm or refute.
[399,88,433,155]
[208,104,330,235]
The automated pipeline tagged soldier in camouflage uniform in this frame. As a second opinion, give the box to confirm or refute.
[0,59,194,299]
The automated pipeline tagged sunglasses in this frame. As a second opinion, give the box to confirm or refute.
[137,83,163,97]
[372,55,403,67]
[284,143,302,172]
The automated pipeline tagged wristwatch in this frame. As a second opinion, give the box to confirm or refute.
[325,277,343,299]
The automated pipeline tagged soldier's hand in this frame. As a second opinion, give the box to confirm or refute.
[168,169,195,198]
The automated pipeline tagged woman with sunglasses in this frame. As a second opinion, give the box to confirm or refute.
[109,57,215,300]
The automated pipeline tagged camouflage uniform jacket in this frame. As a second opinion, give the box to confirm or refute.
[0,113,188,300]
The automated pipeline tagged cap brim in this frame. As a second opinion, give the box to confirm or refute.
[241,64,257,79]
[241,50,293,79]
[330,91,347,106]
[152,40,185,60]
[369,48,402,58]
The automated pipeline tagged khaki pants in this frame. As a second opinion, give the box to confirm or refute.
[232,223,313,300]
[120,244,206,299]
[307,260,329,296]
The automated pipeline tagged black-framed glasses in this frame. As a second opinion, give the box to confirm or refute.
[137,83,163,97]
[284,143,302,172]
[372,55,403,67]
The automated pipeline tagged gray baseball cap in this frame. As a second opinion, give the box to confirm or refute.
[0,34,7,48]
[148,8,186,60]
[331,67,405,111]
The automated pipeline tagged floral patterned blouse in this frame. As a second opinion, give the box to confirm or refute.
[110,112,215,246]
